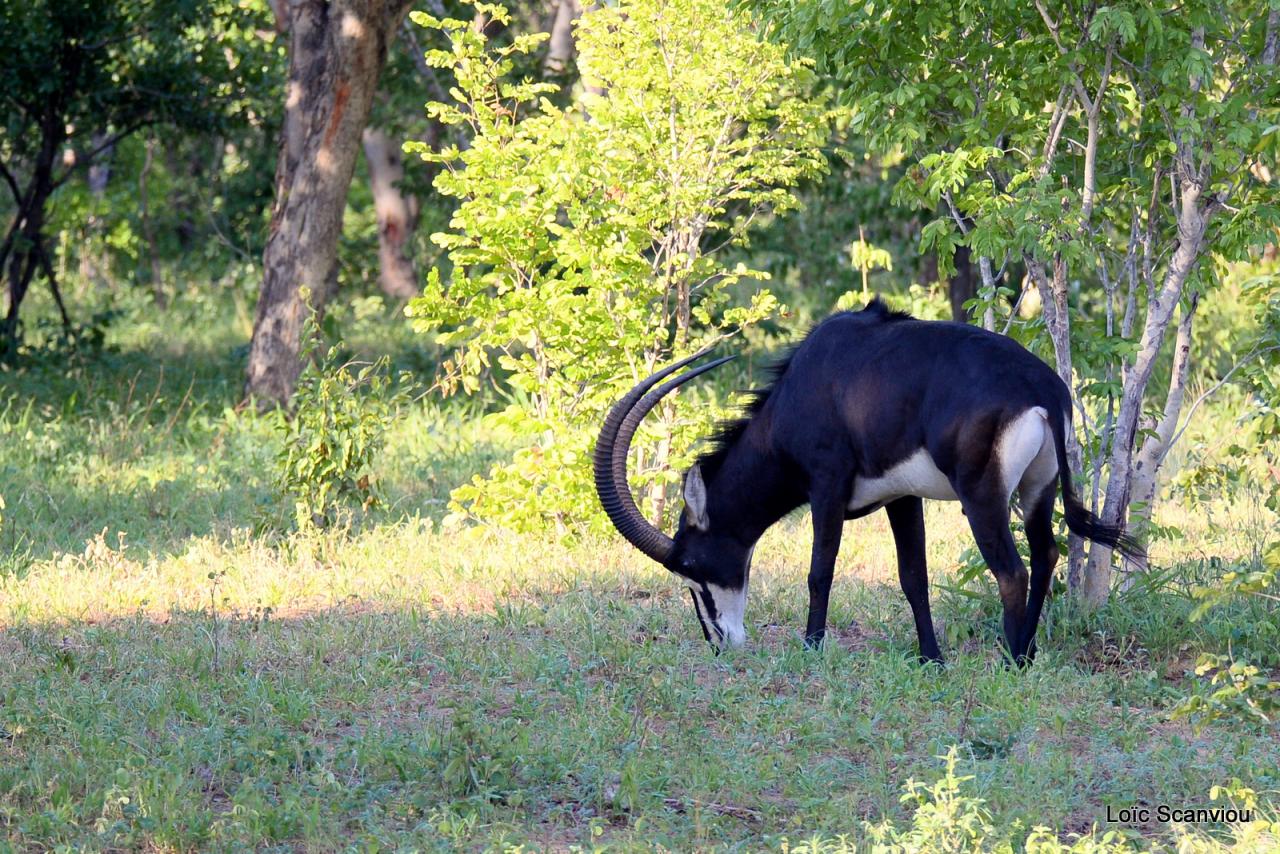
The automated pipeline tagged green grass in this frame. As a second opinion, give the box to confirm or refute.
[1,291,1278,851]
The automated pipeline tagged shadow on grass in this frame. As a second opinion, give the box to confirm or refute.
[1,341,504,574]
[1,445,503,576]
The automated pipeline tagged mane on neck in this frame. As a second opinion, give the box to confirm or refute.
[694,348,796,482]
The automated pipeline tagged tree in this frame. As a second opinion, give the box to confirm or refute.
[0,0,237,358]
[361,126,420,299]
[406,0,831,530]
[244,0,415,406]
[541,0,582,78]
[760,0,1280,604]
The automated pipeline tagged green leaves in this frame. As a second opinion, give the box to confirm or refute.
[407,0,830,532]
[275,311,408,529]
[1088,6,1138,44]
[1173,653,1280,729]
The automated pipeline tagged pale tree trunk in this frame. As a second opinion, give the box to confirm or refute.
[361,127,418,299]
[562,0,604,99]
[1077,22,1240,606]
[1019,10,1274,603]
[138,138,165,307]
[543,0,583,76]
[1076,14,1280,603]
[1081,186,1212,604]
[1125,294,1198,571]
[78,131,114,287]
[1026,252,1088,585]
[245,0,412,406]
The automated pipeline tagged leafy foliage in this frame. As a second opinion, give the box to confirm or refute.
[1173,541,1280,729]
[788,746,1275,853]
[759,0,1280,333]
[275,309,408,529]
[1233,269,1280,513]
[861,747,1001,853]
[0,0,235,147]
[0,0,281,349]
[407,0,832,531]
[1175,653,1280,729]
[757,0,1280,602]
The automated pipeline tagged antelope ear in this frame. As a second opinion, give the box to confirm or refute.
[683,464,709,530]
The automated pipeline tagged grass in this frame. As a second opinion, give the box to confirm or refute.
[1,291,1278,851]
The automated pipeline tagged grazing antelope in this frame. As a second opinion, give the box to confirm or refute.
[594,299,1141,664]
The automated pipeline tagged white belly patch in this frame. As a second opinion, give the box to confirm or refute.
[845,407,1059,512]
[848,448,958,511]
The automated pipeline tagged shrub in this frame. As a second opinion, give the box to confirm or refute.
[783,747,1277,853]
[406,0,832,532]
[274,311,407,529]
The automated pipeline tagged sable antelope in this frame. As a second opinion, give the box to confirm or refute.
[594,300,1141,664]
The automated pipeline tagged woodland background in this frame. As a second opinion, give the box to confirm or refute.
[1,0,1279,849]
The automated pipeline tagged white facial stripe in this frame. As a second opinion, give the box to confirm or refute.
[706,582,747,648]
[687,585,718,642]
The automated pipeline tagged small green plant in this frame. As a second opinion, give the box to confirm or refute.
[1174,653,1280,729]
[435,707,515,803]
[1174,542,1280,729]
[861,747,1001,853]
[847,229,894,301]
[202,569,226,673]
[275,309,408,529]
[788,748,1275,853]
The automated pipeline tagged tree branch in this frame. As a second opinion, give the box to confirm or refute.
[35,239,72,332]
[51,121,151,190]
[1168,344,1280,456]
[0,160,21,204]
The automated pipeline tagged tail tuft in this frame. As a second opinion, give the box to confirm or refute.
[1061,489,1145,562]
[1048,404,1146,563]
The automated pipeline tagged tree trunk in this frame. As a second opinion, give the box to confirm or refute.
[1077,22,1240,606]
[543,0,582,77]
[138,138,166,307]
[1027,252,1089,586]
[245,0,412,406]
[1125,294,1197,572]
[3,113,63,359]
[1081,192,1210,604]
[78,131,114,287]
[361,126,418,299]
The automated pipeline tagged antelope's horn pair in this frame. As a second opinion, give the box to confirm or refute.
[593,349,735,564]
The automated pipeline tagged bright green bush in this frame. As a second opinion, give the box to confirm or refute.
[405,0,832,532]
[1173,540,1280,729]
[1171,270,1280,729]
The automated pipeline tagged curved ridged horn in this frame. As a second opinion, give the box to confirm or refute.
[594,349,736,564]
[593,348,717,560]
